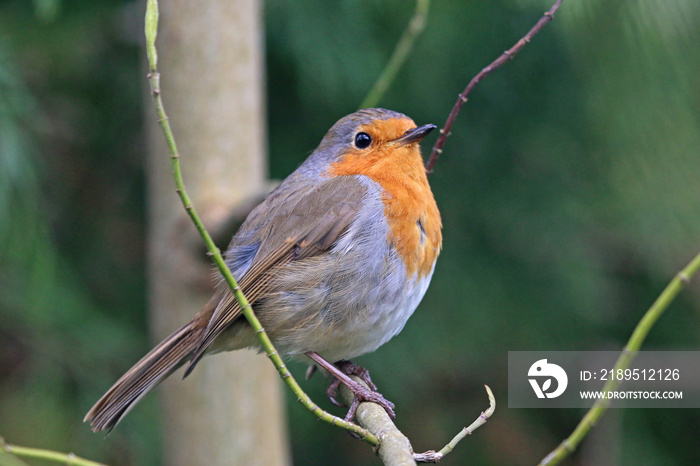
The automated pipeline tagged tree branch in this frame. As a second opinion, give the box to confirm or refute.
[413,385,496,463]
[144,0,377,445]
[360,0,430,109]
[339,377,415,465]
[539,250,700,465]
[340,381,496,465]
[0,437,104,466]
[425,0,563,173]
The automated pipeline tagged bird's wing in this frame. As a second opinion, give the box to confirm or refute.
[184,175,368,373]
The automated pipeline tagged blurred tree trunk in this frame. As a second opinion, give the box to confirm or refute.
[146,1,289,465]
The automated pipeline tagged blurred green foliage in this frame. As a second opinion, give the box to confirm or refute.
[1,0,699,465]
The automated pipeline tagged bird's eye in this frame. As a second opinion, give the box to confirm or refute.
[354,132,372,149]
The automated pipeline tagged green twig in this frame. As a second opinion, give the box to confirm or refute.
[143,0,377,445]
[359,0,430,109]
[540,250,700,465]
[413,385,496,463]
[0,437,105,466]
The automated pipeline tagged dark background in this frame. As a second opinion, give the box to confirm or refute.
[1,0,699,464]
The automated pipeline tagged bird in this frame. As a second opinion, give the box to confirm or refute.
[85,107,442,432]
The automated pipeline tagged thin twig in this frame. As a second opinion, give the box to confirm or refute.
[1,437,105,466]
[413,385,496,463]
[425,0,563,173]
[539,251,700,465]
[144,0,377,445]
[360,0,430,109]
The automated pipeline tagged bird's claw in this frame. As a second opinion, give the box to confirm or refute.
[326,378,345,407]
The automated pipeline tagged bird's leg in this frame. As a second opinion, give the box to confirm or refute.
[305,364,317,380]
[305,351,396,422]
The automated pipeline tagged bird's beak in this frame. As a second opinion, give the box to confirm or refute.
[394,124,437,146]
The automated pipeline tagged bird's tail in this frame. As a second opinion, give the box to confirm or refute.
[84,320,202,432]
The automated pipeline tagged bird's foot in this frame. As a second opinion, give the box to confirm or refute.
[305,352,395,422]
[323,359,394,421]
[338,379,395,422]
[336,360,378,391]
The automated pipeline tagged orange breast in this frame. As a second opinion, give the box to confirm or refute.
[327,119,442,278]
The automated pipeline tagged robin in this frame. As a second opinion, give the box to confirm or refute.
[85,107,442,432]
